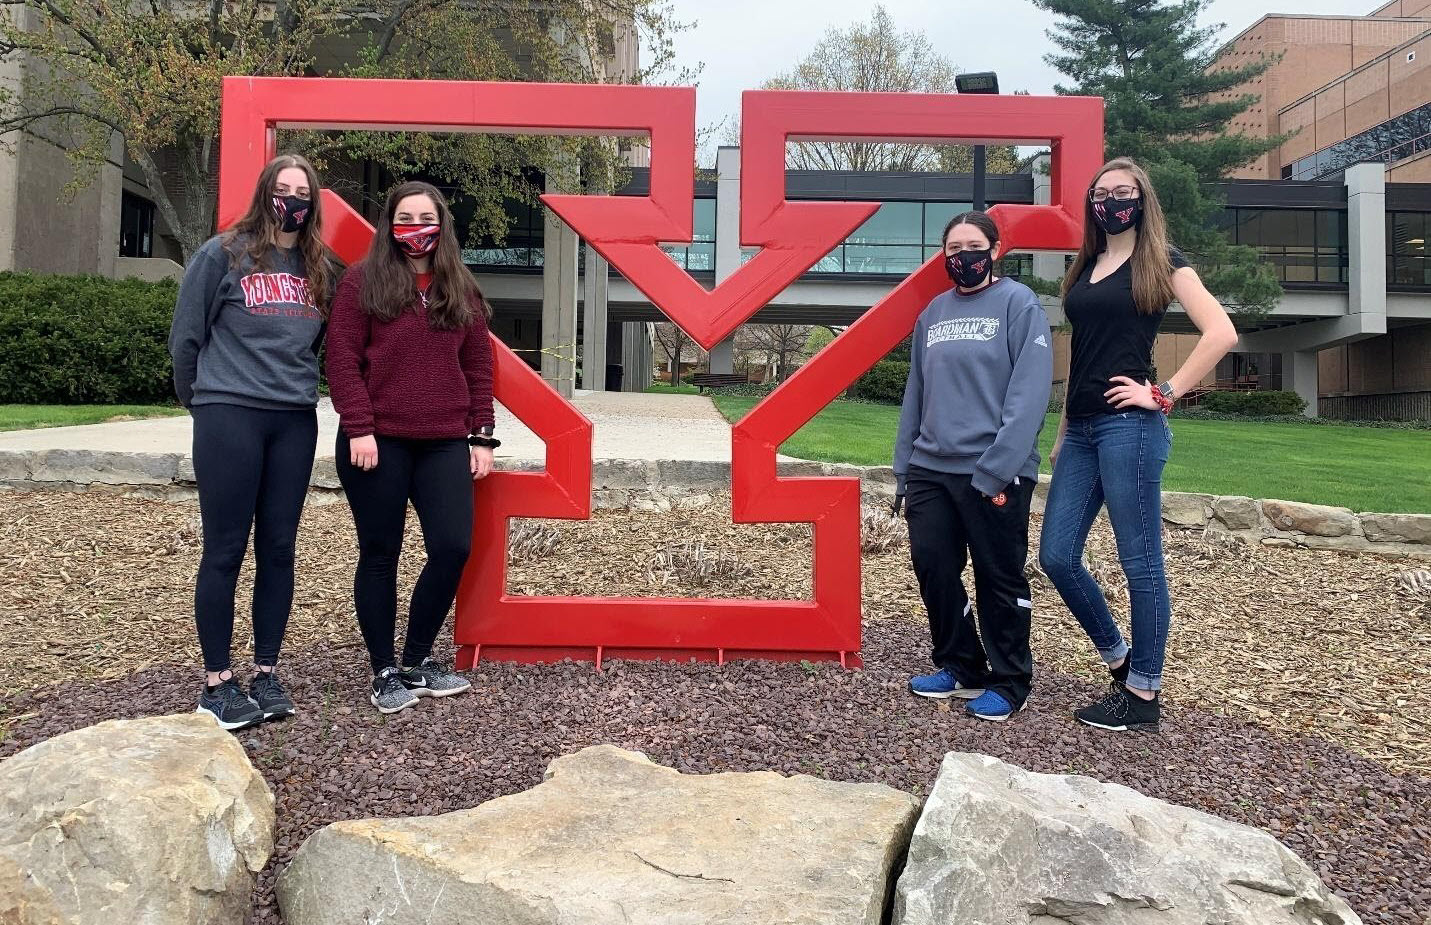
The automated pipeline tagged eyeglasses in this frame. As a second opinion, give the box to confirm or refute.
[1090,185,1139,203]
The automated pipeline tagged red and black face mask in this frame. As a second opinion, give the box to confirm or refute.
[392,223,441,257]
[272,195,312,233]
[946,249,993,289]
[1092,196,1142,236]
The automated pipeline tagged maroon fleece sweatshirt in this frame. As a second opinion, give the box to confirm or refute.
[325,263,495,440]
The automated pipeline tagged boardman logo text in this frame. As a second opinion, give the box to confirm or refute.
[928,317,1000,346]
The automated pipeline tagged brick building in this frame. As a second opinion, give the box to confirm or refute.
[1207,1,1431,418]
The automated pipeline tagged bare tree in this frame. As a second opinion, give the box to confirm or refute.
[742,324,813,383]
[652,322,689,381]
[728,5,1019,173]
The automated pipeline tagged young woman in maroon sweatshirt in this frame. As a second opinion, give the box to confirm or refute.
[326,180,496,714]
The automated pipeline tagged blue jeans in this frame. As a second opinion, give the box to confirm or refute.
[1039,410,1172,691]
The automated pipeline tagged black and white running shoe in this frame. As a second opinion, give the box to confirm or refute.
[1075,683,1161,732]
[371,667,420,714]
[401,658,472,698]
[250,671,296,720]
[198,679,265,731]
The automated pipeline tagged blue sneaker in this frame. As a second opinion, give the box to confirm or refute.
[965,690,1025,722]
[909,668,984,701]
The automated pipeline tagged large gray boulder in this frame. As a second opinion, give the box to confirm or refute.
[279,743,919,925]
[0,713,275,925]
[894,752,1360,925]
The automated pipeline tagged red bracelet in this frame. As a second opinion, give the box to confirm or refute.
[1153,389,1174,415]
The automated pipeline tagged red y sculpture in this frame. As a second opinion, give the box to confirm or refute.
[218,77,1102,670]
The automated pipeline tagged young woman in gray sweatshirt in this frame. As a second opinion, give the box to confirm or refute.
[168,154,335,732]
[893,211,1053,722]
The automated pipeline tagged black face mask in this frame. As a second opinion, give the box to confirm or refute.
[272,195,313,233]
[1092,196,1142,236]
[945,249,994,289]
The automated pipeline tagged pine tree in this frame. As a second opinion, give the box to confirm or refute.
[1034,0,1284,316]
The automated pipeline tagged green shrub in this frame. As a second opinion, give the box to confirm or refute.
[711,381,778,398]
[1200,389,1307,416]
[0,272,178,404]
[854,360,909,405]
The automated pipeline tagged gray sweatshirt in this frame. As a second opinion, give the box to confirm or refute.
[168,235,325,410]
[894,278,1054,497]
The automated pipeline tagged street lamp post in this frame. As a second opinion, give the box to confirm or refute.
[955,71,1000,212]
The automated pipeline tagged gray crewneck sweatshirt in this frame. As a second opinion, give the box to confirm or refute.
[168,235,325,410]
[894,277,1054,497]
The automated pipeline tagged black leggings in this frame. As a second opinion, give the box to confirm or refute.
[335,433,474,672]
[192,403,317,673]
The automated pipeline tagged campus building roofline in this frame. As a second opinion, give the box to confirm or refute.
[1216,10,1431,56]
[1278,29,1431,114]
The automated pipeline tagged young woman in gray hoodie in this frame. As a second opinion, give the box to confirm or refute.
[169,154,335,731]
[893,211,1053,722]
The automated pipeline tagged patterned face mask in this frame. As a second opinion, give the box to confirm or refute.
[1092,196,1142,236]
[946,249,993,288]
[392,223,441,257]
[272,195,312,233]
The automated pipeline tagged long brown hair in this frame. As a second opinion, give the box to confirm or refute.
[1061,157,1177,315]
[360,181,488,330]
[221,154,334,318]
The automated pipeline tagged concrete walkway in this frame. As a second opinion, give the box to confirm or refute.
[0,392,737,463]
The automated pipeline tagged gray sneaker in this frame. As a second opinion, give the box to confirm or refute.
[370,667,420,714]
[401,658,472,698]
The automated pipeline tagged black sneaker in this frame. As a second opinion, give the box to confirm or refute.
[1075,684,1161,731]
[400,658,472,698]
[197,679,264,731]
[370,667,420,714]
[1110,658,1130,686]
[250,670,295,720]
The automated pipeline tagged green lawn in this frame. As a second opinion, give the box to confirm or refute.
[0,404,185,432]
[644,381,701,395]
[711,397,1431,514]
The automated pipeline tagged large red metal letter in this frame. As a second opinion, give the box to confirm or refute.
[218,78,1102,669]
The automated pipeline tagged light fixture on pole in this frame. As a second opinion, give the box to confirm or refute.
[955,71,1000,212]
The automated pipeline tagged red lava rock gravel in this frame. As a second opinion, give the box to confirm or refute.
[2,619,1427,925]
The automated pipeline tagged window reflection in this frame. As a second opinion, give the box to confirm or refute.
[1219,207,1348,284]
[1288,102,1431,180]
[1388,211,1431,286]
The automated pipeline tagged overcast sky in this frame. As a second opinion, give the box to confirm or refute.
[665,0,1375,158]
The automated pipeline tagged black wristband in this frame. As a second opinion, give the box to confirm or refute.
[468,434,501,449]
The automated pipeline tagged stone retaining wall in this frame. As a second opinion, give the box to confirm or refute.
[2,449,1426,558]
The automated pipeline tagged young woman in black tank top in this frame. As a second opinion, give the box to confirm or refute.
[1038,157,1237,732]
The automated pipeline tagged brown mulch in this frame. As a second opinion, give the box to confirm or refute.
[2,488,1426,775]
[2,489,1430,923]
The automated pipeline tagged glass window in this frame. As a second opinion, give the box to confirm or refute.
[119,191,154,259]
[1299,101,1431,179]
[810,250,844,273]
[1221,207,1348,284]
[843,245,923,275]
[657,198,717,271]
[847,202,922,246]
[998,253,1033,279]
[1387,211,1431,286]
[686,242,715,271]
[466,197,544,268]
[1317,210,1348,283]
[923,201,972,247]
[692,198,716,243]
